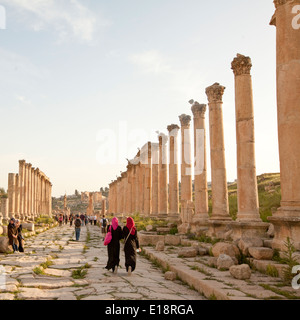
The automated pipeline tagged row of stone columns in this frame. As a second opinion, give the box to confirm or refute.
[5,160,52,222]
[108,0,300,252]
[108,52,264,230]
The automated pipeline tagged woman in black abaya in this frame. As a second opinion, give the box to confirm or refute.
[105,217,123,274]
[123,217,141,275]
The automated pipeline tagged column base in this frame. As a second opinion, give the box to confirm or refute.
[190,214,209,236]
[166,213,180,223]
[230,221,270,241]
[236,211,262,222]
[207,220,269,241]
[268,212,300,251]
[157,213,169,220]
[178,223,191,234]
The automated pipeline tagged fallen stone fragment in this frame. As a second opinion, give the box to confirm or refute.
[229,264,252,280]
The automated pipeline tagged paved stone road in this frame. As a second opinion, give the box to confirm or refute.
[0,225,206,300]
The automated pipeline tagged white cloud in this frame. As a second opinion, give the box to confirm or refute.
[16,95,32,105]
[2,0,109,44]
[129,50,172,75]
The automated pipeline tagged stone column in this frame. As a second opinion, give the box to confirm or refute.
[49,182,52,217]
[15,174,20,219]
[31,167,35,218]
[24,163,29,219]
[231,54,260,222]
[34,169,38,218]
[179,115,193,202]
[167,124,180,216]
[116,177,121,214]
[36,169,40,216]
[126,164,133,214]
[102,199,106,216]
[40,175,45,215]
[141,142,152,216]
[1,198,9,221]
[18,160,25,220]
[269,0,300,250]
[8,173,16,218]
[121,172,127,214]
[191,103,209,219]
[151,143,159,216]
[206,83,230,220]
[108,182,113,214]
[158,133,168,216]
[138,158,144,215]
[27,163,32,219]
[131,165,136,214]
[45,180,49,216]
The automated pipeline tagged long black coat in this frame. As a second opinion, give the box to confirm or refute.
[7,223,18,246]
[123,226,140,272]
[17,225,24,252]
[105,225,123,271]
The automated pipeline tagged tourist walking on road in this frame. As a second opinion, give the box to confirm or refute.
[59,214,63,226]
[100,215,108,241]
[69,213,74,227]
[7,218,18,253]
[105,217,123,274]
[80,213,85,226]
[123,217,141,276]
[74,215,82,241]
[15,220,24,253]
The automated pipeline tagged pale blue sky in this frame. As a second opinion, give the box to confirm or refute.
[0,0,279,197]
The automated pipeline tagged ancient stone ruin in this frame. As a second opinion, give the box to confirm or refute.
[1,160,53,223]
[108,0,300,253]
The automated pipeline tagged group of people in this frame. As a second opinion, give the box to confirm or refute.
[72,214,140,275]
[105,217,141,276]
[7,218,24,253]
[56,213,98,227]
[6,213,140,275]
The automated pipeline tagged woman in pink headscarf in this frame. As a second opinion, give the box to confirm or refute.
[105,217,123,274]
[123,217,140,275]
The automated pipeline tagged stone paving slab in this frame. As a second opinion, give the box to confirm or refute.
[4,223,297,300]
[0,224,207,300]
[142,246,300,300]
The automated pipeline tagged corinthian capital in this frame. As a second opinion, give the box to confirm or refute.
[179,114,191,127]
[167,124,180,135]
[231,54,252,76]
[205,83,226,103]
[191,103,207,118]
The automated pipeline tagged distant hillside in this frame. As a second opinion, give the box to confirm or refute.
[208,173,281,222]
